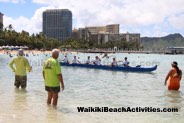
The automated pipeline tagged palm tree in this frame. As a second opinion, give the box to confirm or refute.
[7,24,13,31]
[0,22,3,30]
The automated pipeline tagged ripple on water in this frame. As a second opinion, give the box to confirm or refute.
[0,53,184,123]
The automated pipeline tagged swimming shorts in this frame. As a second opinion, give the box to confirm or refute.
[15,75,27,88]
[45,86,60,92]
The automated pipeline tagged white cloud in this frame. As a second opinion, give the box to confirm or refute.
[32,0,184,26]
[4,6,54,34]
[4,16,29,31]
[150,26,169,37]
[168,14,184,29]
[3,0,184,36]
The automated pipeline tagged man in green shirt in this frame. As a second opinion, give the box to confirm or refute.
[42,49,65,107]
[9,49,32,89]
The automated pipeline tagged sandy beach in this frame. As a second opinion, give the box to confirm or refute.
[0,50,51,55]
[0,49,79,56]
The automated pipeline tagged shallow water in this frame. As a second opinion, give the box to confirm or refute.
[0,53,184,123]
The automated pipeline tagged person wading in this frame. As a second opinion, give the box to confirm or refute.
[164,61,182,90]
[42,49,65,107]
[9,49,32,89]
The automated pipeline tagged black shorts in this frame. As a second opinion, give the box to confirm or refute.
[45,86,60,92]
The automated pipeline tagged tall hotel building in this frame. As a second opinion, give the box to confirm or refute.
[0,12,3,30]
[43,9,72,41]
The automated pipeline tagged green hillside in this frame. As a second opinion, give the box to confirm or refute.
[141,33,184,50]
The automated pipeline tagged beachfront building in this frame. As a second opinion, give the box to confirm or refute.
[121,32,140,42]
[72,28,91,41]
[106,24,119,34]
[85,24,119,34]
[72,24,140,44]
[0,12,3,30]
[85,26,106,34]
[43,9,72,41]
[165,47,184,54]
[87,33,140,44]
[72,24,119,42]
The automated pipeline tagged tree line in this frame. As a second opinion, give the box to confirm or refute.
[0,24,61,50]
[0,24,142,50]
[59,38,142,50]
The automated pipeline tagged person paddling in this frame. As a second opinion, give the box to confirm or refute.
[92,56,101,65]
[111,58,118,67]
[164,61,182,90]
[118,57,129,67]
[72,56,81,64]
[85,56,91,64]
[123,57,129,66]
[62,55,69,63]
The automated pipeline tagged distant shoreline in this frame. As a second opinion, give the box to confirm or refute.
[71,49,183,55]
[0,49,182,55]
[0,50,51,55]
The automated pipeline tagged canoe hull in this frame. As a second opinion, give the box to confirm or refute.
[60,63,157,72]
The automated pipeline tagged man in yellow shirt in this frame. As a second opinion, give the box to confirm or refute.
[42,49,65,107]
[9,49,32,89]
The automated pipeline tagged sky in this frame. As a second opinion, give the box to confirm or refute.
[0,0,184,37]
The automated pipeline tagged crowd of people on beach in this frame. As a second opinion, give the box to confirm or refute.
[3,48,182,108]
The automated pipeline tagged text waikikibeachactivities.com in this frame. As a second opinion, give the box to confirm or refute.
[77,107,178,113]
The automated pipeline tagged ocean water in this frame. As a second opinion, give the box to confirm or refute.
[0,52,184,123]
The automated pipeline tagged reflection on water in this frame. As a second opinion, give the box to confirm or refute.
[13,88,28,110]
[165,90,184,112]
[0,53,184,122]
[166,90,183,103]
[45,106,64,123]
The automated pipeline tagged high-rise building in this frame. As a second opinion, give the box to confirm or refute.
[0,12,3,30]
[43,9,72,41]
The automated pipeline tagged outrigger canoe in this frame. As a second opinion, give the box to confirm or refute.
[60,62,157,72]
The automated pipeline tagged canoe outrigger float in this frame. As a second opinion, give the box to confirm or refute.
[60,62,157,72]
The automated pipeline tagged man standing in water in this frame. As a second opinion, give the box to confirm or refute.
[42,49,65,107]
[9,49,32,89]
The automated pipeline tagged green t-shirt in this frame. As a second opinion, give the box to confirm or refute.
[9,56,31,76]
[43,57,61,87]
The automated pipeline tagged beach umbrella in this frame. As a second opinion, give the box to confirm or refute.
[5,45,9,48]
[22,46,28,49]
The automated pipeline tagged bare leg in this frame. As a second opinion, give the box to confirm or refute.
[47,91,53,105]
[52,92,58,107]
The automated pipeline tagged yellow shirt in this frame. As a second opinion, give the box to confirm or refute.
[9,56,31,76]
[43,57,61,87]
